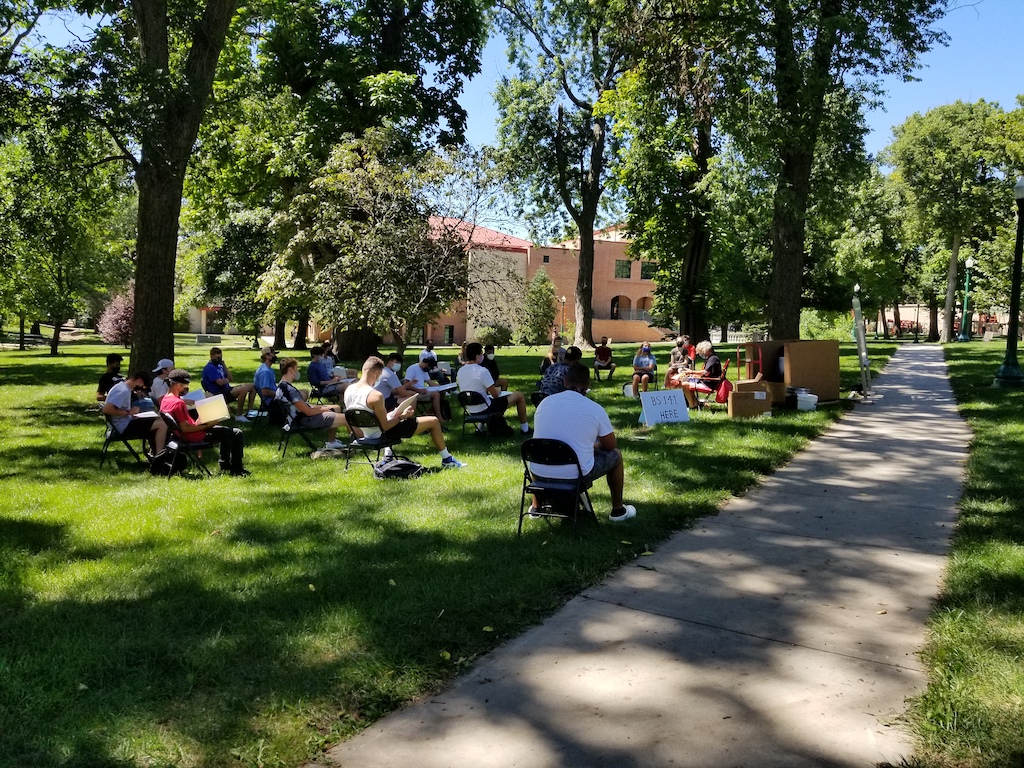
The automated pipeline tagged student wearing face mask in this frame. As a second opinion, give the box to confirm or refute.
[631,342,658,397]
[456,342,532,435]
[375,353,417,412]
[276,357,348,450]
[481,344,508,391]
[682,341,723,409]
[201,346,257,422]
[307,344,347,400]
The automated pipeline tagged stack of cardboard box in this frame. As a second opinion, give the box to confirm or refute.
[728,373,772,418]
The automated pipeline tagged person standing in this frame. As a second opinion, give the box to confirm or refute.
[531,363,636,522]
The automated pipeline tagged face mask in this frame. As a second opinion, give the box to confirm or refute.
[391,362,401,371]
[486,354,495,360]
[642,347,650,353]
[294,371,301,381]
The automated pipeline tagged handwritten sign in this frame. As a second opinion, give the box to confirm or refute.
[639,390,690,425]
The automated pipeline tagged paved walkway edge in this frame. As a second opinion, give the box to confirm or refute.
[313,344,969,768]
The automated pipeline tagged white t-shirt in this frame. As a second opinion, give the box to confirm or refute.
[150,376,169,402]
[456,363,495,413]
[404,364,431,391]
[418,349,435,362]
[532,390,613,478]
[375,367,401,402]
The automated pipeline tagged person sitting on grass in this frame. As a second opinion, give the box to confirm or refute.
[457,342,532,435]
[530,363,636,523]
[681,341,723,409]
[161,369,250,476]
[631,342,657,397]
[96,353,125,402]
[593,337,616,380]
[201,346,257,422]
[539,345,582,396]
[345,356,465,469]
[102,370,168,456]
[276,357,348,451]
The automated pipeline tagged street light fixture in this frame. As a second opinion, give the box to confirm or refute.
[957,257,976,342]
[994,177,1024,388]
[560,295,566,336]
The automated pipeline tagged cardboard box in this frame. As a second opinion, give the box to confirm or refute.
[783,340,840,402]
[729,390,772,418]
[763,381,787,405]
[734,373,764,392]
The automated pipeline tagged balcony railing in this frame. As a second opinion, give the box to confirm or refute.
[595,309,651,322]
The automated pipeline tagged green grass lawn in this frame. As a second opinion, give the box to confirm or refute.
[906,343,1024,768]
[0,333,894,768]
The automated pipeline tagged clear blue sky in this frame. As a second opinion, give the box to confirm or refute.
[459,0,1024,159]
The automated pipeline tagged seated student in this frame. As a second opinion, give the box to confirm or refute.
[403,356,448,423]
[539,345,582,396]
[276,357,348,450]
[530,363,636,522]
[150,358,175,408]
[593,337,616,380]
[344,356,465,469]
[681,340,723,409]
[307,345,347,399]
[376,353,417,411]
[102,370,168,456]
[201,346,256,422]
[253,347,279,408]
[539,336,566,375]
[665,335,696,389]
[419,341,450,384]
[96,353,125,402]
[457,341,468,366]
[631,342,658,397]
[457,342,532,435]
[481,344,508,391]
[161,369,250,476]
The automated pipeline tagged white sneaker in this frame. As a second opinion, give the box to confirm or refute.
[235,415,250,423]
[609,504,637,522]
[441,456,466,469]
[324,440,345,450]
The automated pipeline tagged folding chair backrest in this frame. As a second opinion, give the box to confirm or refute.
[521,438,584,479]
[344,408,382,431]
[457,390,487,408]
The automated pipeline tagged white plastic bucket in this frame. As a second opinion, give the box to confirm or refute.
[796,393,818,411]
[622,382,637,398]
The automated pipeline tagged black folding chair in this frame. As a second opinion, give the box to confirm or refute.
[530,391,547,407]
[343,408,402,469]
[519,438,597,537]
[158,412,213,478]
[456,390,490,437]
[99,415,148,468]
[272,401,321,457]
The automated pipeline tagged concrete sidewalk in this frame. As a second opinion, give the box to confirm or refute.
[314,343,970,768]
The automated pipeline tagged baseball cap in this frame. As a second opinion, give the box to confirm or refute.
[153,358,174,373]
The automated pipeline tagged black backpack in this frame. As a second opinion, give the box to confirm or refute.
[267,399,289,427]
[373,455,426,480]
[149,447,188,477]
[487,413,515,437]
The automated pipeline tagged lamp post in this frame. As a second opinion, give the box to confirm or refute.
[994,177,1024,388]
[913,301,921,343]
[560,295,566,335]
[957,257,976,342]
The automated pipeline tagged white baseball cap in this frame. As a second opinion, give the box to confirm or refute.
[153,358,175,372]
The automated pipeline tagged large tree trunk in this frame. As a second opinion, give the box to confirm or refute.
[893,304,903,338]
[293,307,310,350]
[941,232,961,343]
[273,318,287,350]
[127,0,240,371]
[769,149,813,340]
[574,226,596,349]
[334,326,380,363]
[131,160,184,370]
[48,317,63,356]
[927,292,940,342]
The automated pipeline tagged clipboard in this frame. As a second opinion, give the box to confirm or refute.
[389,394,419,420]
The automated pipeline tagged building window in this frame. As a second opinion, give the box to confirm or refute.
[543,254,550,263]
[614,260,631,279]
[444,325,454,345]
[640,261,657,280]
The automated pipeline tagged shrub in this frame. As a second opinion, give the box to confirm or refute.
[800,309,852,341]
[96,292,134,345]
[474,325,513,347]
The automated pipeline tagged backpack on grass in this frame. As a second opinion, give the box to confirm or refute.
[149,447,188,477]
[487,413,515,437]
[373,455,426,480]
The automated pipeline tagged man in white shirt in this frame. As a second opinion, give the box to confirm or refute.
[456,342,531,434]
[102,370,168,455]
[531,363,636,522]
[404,357,447,422]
